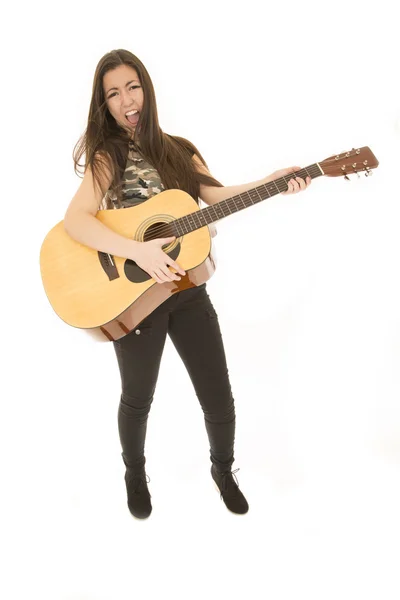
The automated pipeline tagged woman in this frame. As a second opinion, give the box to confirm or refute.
[64,49,311,519]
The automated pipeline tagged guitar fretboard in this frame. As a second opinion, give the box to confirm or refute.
[171,163,323,236]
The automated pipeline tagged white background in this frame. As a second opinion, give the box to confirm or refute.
[2,0,400,598]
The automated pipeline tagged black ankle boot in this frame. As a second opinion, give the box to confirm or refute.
[124,469,152,519]
[211,464,249,514]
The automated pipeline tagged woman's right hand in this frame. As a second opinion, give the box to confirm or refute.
[131,237,186,284]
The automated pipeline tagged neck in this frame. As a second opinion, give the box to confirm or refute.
[170,163,324,236]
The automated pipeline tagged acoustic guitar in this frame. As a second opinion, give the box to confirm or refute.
[40,146,379,342]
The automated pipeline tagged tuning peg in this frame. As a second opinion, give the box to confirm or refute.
[364,167,372,177]
[344,174,350,181]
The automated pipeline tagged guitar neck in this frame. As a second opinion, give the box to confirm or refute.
[172,163,324,236]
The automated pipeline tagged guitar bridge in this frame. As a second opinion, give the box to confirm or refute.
[98,252,120,281]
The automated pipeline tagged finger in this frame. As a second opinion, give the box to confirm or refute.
[160,265,181,281]
[162,265,182,281]
[283,182,293,194]
[154,267,171,282]
[295,177,306,190]
[290,166,301,177]
[166,257,186,276]
[152,271,164,284]
[160,236,176,248]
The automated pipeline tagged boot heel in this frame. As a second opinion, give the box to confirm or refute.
[210,465,249,514]
[213,480,221,495]
[125,470,152,519]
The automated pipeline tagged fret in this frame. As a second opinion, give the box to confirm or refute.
[211,205,219,222]
[187,213,196,228]
[260,184,271,198]
[272,180,281,193]
[280,175,290,190]
[254,187,263,202]
[249,189,260,203]
[194,212,203,228]
[261,183,270,197]
[213,204,225,218]
[240,196,247,207]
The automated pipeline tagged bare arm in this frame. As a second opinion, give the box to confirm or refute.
[64,211,141,259]
[63,154,140,260]
[192,154,270,207]
[192,154,310,206]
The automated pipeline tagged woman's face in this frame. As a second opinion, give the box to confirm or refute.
[103,64,144,138]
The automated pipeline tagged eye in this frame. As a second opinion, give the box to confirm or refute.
[108,85,140,99]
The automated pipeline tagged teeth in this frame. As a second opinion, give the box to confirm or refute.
[125,110,138,116]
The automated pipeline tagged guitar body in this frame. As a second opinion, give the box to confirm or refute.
[40,146,379,342]
[40,189,216,342]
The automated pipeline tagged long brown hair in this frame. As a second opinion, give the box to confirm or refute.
[73,49,223,209]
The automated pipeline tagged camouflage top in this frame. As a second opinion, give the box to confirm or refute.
[119,140,165,208]
[116,140,219,238]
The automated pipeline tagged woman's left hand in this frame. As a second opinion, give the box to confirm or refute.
[268,166,312,195]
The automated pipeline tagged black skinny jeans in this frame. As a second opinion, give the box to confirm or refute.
[112,283,236,474]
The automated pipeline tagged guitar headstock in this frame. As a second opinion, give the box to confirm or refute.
[319,146,379,179]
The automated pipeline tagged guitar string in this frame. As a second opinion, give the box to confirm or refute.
[110,151,370,244]
[128,171,318,240]
[122,166,320,241]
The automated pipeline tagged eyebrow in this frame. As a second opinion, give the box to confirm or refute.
[106,79,140,95]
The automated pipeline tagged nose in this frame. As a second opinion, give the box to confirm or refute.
[120,88,134,109]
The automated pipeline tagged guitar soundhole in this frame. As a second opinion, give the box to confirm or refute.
[124,221,181,283]
[143,221,175,241]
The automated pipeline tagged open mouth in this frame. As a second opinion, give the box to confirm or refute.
[125,110,139,124]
